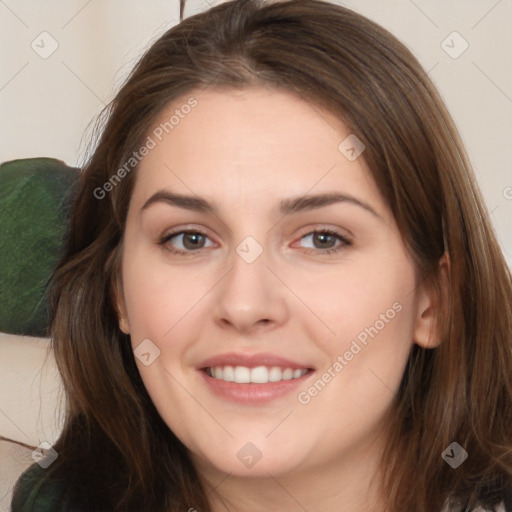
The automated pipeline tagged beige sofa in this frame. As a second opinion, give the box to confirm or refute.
[0,332,64,511]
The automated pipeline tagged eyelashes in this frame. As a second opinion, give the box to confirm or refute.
[159,230,212,255]
[297,229,351,255]
[158,228,352,257]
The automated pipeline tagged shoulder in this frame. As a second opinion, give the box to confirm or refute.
[10,463,71,512]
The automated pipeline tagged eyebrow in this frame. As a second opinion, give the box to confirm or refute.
[141,190,382,219]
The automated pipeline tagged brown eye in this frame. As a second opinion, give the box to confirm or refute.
[296,229,351,255]
[159,230,213,255]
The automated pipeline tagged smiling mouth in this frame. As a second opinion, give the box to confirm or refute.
[204,365,312,384]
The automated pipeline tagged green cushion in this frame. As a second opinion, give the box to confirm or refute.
[0,158,79,336]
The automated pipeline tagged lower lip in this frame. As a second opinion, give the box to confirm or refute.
[199,369,314,404]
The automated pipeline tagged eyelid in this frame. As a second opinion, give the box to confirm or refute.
[294,224,352,242]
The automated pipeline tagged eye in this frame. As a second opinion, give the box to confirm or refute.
[158,227,351,257]
[295,228,351,256]
[159,230,214,255]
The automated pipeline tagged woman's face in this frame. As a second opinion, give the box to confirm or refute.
[116,87,436,482]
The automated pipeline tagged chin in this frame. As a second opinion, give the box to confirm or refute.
[192,441,306,479]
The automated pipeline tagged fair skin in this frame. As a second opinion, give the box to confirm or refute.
[115,87,439,512]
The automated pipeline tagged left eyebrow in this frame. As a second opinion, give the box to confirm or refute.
[278,192,382,219]
[141,189,382,220]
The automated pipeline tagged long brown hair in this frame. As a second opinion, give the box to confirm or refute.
[16,0,512,510]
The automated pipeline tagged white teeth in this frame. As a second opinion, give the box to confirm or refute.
[268,366,283,382]
[250,366,268,383]
[206,365,308,383]
[234,366,251,383]
[222,365,234,382]
[282,368,293,380]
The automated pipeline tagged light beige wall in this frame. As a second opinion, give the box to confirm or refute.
[0,332,63,508]
[0,333,63,446]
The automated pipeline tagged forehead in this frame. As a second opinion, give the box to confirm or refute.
[129,87,385,217]
[153,86,345,157]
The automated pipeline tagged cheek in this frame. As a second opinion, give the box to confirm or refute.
[121,251,209,343]
[295,252,418,398]
[290,252,416,346]
[291,270,416,451]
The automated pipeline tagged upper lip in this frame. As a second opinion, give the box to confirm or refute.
[198,352,315,371]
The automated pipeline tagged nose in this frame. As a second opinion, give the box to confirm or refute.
[212,240,289,336]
